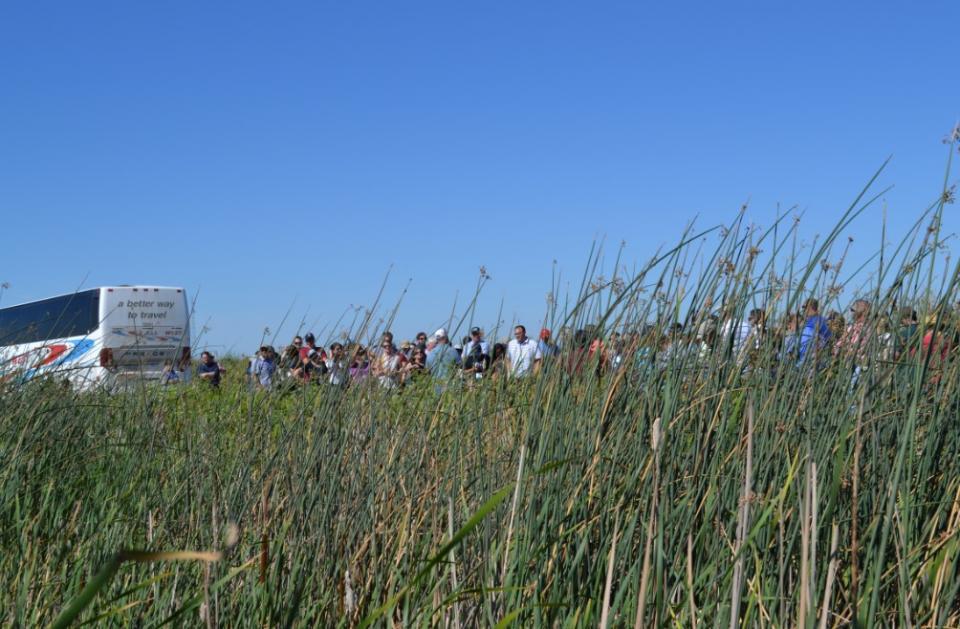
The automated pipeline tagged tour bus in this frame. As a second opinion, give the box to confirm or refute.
[0,286,191,389]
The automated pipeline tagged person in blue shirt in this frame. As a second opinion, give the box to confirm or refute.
[426,328,462,379]
[197,351,222,387]
[252,346,277,389]
[797,298,831,367]
[537,328,560,358]
[462,327,490,360]
[779,313,802,363]
[161,360,180,385]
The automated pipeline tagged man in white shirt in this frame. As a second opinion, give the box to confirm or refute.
[507,325,542,378]
[720,308,764,365]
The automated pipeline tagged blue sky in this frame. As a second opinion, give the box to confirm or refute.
[1,2,958,353]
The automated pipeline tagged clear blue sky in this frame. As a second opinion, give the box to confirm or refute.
[2,2,958,353]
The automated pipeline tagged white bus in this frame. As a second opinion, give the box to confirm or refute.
[0,286,191,389]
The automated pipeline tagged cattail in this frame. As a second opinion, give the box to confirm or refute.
[224,521,239,549]
[650,417,662,453]
[344,569,356,616]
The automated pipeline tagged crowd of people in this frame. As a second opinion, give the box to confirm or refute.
[168,296,956,392]
[241,325,554,390]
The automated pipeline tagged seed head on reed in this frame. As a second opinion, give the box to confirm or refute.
[650,417,662,453]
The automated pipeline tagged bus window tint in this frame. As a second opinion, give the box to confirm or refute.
[0,290,100,345]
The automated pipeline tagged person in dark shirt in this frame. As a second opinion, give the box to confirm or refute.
[462,337,490,378]
[894,306,919,360]
[197,351,221,387]
[299,333,326,362]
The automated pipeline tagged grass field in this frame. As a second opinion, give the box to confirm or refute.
[4,155,960,627]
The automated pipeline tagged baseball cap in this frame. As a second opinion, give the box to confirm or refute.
[434,328,447,339]
[470,326,481,335]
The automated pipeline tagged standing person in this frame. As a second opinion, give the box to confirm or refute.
[876,319,894,363]
[252,346,277,389]
[197,351,222,387]
[325,342,350,386]
[373,340,403,389]
[245,349,259,387]
[779,314,801,364]
[920,311,953,386]
[586,325,611,373]
[836,299,873,388]
[568,329,601,375]
[655,333,675,371]
[507,325,543,378]
[837,299,872,357]
[281,337,303,373]
[463,345,490,379]
[607,332,627,370]
[720,309,753,363]
[161,360,180,385]
[463,327,490,377]
[300,333,325,362]
[798,298,832,367]
[425,332,438,354]
[348,347,370,383]
[401,346,428,384]
[488,343,508,380]
[426,328,461,380]
[695,317,719,362]
[894,306,919,360]
[373,331,398,357]
[633,325,657,370]
[722,308,766,368]
[538,328,559,358]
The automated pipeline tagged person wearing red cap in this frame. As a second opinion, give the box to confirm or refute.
[538,327,559,358]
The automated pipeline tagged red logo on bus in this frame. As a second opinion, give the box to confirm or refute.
[10,344,69,368]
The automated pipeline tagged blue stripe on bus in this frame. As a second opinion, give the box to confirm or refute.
[60,338,95,364]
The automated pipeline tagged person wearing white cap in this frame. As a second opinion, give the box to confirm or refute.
[426,328,461,379]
